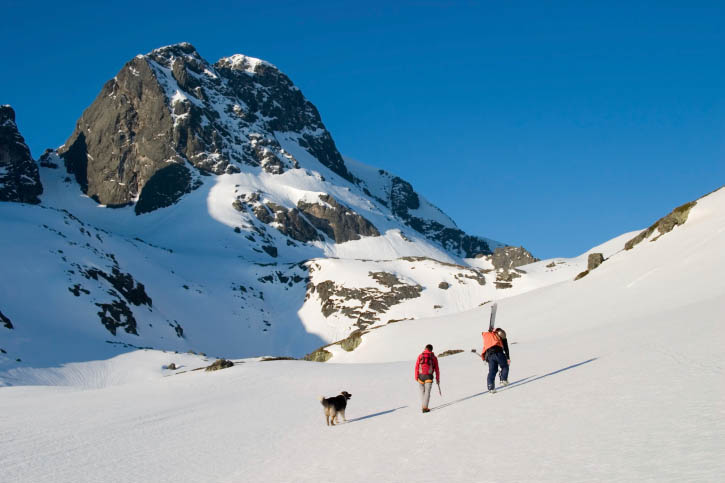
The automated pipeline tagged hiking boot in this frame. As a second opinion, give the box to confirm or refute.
[501,380,509,386]
[422,408,430,413]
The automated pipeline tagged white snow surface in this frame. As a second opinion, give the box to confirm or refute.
[1,189,723,482]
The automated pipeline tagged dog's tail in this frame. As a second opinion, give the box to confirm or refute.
[319,396,324,404]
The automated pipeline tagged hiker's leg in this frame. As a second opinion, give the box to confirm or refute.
[499,353,509,382]
[422,382,432,409]
[487,358,499,390]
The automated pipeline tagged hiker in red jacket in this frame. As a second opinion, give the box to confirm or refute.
[482,328,510,393]
[415,344,440,413]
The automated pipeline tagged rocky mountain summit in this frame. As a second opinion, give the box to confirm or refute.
[0,105,42,204]
[0,43,543,368]
[54,43,495,258]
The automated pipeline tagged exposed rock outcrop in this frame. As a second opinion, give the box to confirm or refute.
[362,172,495,258]
[77,265,153,336]
[0,309,13,329]
[307,271,423,330]
[303,347,332,362]
[205,358,234,371]
[625,201,697,250]
[0,105,42,204]
[238,191,380,244]
[297,194,380,243]
[489,246,538,270]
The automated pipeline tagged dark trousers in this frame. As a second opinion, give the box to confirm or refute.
[487,350,509,390]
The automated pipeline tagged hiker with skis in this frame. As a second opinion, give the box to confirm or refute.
[414,344,440,413]
[482,327,510,393]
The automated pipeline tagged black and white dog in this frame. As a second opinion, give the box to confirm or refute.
[319,391,352,426]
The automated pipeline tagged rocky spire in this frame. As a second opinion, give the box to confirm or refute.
[0,105,42,204]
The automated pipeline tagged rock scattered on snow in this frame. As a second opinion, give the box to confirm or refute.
[205,359,234,372]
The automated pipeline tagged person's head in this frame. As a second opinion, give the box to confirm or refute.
[425,344,433,351]
[495,328,507,340]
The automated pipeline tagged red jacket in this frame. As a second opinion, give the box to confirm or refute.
[414,349,440,382]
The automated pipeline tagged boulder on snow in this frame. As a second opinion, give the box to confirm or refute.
[588,253,605,271]
[303,347,333,362]
[205,359,234,372]
[574,270,589,281]
[438,349,464,357]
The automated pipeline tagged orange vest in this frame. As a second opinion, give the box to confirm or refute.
[482,331,503,354]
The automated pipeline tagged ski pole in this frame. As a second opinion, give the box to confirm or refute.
[437,380,442,396]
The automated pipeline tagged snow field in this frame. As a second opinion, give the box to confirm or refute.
[1,294,723,483]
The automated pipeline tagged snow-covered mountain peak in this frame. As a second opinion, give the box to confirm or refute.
[216,53,277,74]
[0,44,523,369]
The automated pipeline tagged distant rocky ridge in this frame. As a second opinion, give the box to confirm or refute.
[0,105,42,204]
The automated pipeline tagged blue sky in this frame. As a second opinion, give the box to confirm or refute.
[2,1,723,258]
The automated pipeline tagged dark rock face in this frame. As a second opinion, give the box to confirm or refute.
[135,163,194,214]
[1,309,13,329]
[490,246,538,270]
[587,253,604,271]
[625,201,697,250]
[0,105,42,204]
[58,43,354,213]
[239,191,380,244]
[96,300,138,336]
[78,265,152,336]
[297,194,380,243]
[390,176,419,215]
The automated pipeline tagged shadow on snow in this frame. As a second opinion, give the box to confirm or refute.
[346,406,408,424]
[431,357,598,412]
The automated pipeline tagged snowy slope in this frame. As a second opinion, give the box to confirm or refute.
[1,189,722,483]
[329,187,725,362]
[0,152,545,369]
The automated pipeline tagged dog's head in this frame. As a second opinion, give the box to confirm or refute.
[341,391,352,400]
